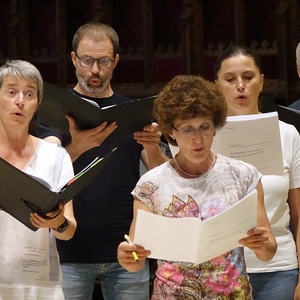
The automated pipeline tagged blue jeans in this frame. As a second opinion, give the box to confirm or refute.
[61,261,149,300]
[248,269,298,300]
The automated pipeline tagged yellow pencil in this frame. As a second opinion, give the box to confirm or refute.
[124,234,139,264]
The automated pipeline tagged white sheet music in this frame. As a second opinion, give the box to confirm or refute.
[134,190,257,264]
[212,112,283,175]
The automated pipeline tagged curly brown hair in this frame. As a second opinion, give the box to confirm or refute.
[153,75,227,146]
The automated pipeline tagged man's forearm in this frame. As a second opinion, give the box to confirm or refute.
[65,142,82,162]
[142,147,169,170]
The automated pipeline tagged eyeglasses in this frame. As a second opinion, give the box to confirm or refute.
[75,53,114,70]
[172,122,215,138]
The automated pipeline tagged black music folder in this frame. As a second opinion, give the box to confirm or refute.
[37,82,156,138]
[0,147,117,231]
[260,98,300,133]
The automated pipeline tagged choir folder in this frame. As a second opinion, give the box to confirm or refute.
[0,147,116,231]
[260,98,300,133]
[37,82,156,138]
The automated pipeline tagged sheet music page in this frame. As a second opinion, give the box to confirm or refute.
[135,211,202,263]
[196,189,257,262]
[0,213,51,283]
[212,112,283,175]
[134,190,257,264]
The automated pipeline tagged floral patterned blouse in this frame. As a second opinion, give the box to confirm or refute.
[132,154,261,299]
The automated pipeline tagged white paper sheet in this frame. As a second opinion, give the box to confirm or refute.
[212,112,283,175]
[134,190,257,264]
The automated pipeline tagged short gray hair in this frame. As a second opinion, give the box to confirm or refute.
[0,60,43,104]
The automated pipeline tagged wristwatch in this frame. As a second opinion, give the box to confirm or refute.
[52,218,69,233]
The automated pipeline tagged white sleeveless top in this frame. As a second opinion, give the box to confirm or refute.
[0,140,73,300]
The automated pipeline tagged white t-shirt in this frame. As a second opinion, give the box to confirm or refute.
[245,121,300,272]
[0,140,73,299]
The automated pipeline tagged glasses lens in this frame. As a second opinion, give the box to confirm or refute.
[80,56,94,67]
[200,123,213,135]
[178,123,214,138]
[178,126,195,138]
[98,58,112,70]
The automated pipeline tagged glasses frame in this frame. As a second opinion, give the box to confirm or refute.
[75,53,115,70]
[172,123,215,138]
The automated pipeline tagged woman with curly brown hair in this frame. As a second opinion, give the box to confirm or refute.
[118,74,276,299]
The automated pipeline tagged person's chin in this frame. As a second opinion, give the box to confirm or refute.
[87,85,105,95]
[89,83,102,90]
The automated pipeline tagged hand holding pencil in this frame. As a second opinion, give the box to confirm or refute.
[124,234,140,263]
[117,234,151,273]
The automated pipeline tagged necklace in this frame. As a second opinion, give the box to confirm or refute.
[173,151,216,178]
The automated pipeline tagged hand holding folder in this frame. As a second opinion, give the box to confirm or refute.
[37,82,156,139]
[0,147,117,231]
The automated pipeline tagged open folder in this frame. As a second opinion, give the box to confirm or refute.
[37,82,156,138]
[134,190,257,264]
[0,147,117,231]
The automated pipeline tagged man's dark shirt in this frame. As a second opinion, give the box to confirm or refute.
[37,89,143,263]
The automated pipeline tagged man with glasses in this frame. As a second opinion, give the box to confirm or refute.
[37,22,168,300]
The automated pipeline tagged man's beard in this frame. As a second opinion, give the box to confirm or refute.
[77,74,109,95]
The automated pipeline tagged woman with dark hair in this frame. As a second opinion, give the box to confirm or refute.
[117,74,276,299]
[215,45,300,300]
